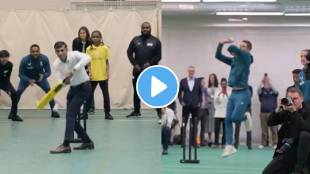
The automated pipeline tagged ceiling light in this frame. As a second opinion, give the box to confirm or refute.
[204,0,277,2]
[162,0,200,2]
[284,13,310,16]
[216,12,284,16]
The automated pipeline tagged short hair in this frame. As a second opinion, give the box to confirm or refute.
[141,22,151,27]
[0,50,10,58]
[242,40,252,51]
[292,69,301,74]
[221,78,227,83]
[54,41,67,50]
[287,87,304,97]
[30,44,40,50]
[188,65,195,69]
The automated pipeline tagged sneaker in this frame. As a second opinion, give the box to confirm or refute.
[222,145,237,158]
[11,115,23,122]
[105,113,114,120]
[51,111,60,118]
[126,111,141,118]
[273,145,277,149]
[258,145,265,149]
[162,149,168,155]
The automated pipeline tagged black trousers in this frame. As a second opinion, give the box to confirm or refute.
[0,82,18,116]
[197,108,208,142]
[64,82,92,144]
[132,72,161,117]
[181,105,199,145]
[162,126,171,151]
[234,122,252,149]
[85,80,111,114]
[214,118,226,145]
[263,131,310,174]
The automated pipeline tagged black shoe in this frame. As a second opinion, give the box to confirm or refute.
[50,144,71,154]
[11,115,23,122]
[162,150,168,155]
[105,113,114,120]
[51,111,60,118]
[73,142,94,150]
[8,113,13,119]
[247,146,252,150]
[126,111,141,118]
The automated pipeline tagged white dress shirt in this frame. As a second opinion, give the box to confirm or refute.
[54,51,91,86]
[187,77,195,91]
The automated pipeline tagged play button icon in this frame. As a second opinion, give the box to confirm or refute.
[136,65,179,108]
[151,76,167,98]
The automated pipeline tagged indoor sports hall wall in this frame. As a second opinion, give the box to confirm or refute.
[0,9,161,109]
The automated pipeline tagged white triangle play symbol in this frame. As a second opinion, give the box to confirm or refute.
[151,76,167,98]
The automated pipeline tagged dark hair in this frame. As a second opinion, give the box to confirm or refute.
[78,26,90,41]
[287,87,304,97]
[0,50,10,58]
[292,69,301,74]
[242,40,252,51]
[30,44,40,50]
[90,30,104,49]
[141,22,151,28]
[54,41,67,50]
[220,78,227,83]
[208,73,219,88]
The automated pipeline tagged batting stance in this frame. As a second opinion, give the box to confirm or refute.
[50,41,94,154]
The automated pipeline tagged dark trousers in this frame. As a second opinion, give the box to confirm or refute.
[214,118,226,145]
[132,73,162,117]
[296,131,310,170]
[263,148,297,174]
[181,105,199,145]
[197,108,208,142]
[234,122,252,148]
[132,74,140,113]
[64,82,92,143]
[262,131,310,174]
[162,126,171,151]
[17,79,55,111]
[85,80,110,114]
[0,82,18,116]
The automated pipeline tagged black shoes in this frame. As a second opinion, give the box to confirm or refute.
[11,115,23,122]
[51,111,60,118]
[105,113,114,120]
[73,142,95,150]
[80,112,88,120]
[88,108,95,115]
[162,149,168,155]
[126,111,141,118]
[50,144,71,154]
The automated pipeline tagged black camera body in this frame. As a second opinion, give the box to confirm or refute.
[281,97,293,106]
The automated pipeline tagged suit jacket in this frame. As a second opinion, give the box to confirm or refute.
[178,77,202,107]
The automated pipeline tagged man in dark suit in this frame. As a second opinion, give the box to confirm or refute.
[178,66,202,144]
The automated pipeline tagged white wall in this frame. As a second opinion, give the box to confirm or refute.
[162,14,310,143]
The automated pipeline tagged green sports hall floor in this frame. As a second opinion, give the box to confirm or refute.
[0,109,273,174]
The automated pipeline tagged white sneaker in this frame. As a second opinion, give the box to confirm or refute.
[222,145,237,158]
[273,145,277,149]
[258,145,265,149]
[158,119,162,125]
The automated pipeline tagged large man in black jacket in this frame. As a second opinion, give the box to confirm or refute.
[263,87,310,174]
[126,22,162,118]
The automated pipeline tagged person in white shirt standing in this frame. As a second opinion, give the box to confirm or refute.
[50,41,94,154]
[214,78,230,148]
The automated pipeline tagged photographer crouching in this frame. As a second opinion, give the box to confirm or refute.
[262,87,310,174]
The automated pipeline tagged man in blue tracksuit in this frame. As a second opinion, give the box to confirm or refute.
[16,44,60,121]
[215,38,253,157]
[298,49,310,106]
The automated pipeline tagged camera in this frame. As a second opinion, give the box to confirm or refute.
[281,97,293,106]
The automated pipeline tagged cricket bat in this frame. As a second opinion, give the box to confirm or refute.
[36,83,64,109]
